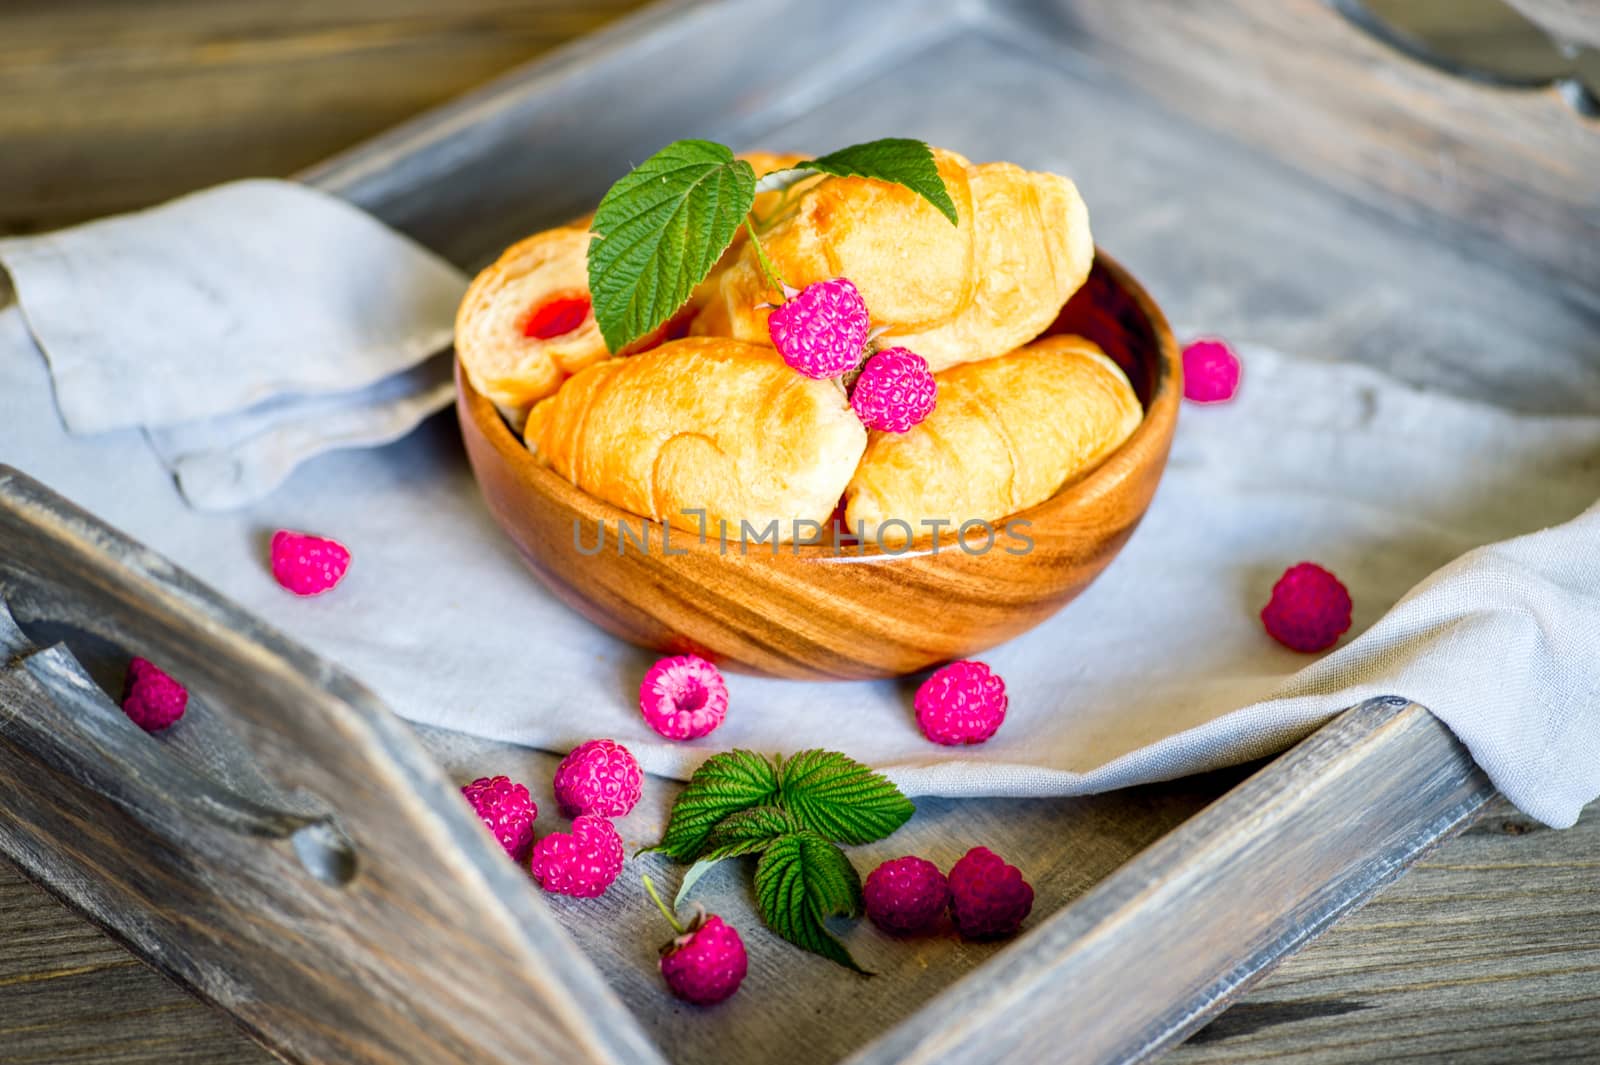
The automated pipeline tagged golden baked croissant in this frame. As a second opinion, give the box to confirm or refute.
[526,337,867,539]
[456,152,811,414]
[692,151,1093,372]
[844,335,1140,545]
[455,226,606,412]
[693,148,976,348]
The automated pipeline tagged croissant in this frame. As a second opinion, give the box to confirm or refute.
[455,226,607,412]
[692,152,1093,372]
[693,148,976,348]
[525,337,867,539]
[456,152,812,414]
[844,335,1141,546]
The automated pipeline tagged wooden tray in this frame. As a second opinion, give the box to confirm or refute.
[4,0,1594,1061]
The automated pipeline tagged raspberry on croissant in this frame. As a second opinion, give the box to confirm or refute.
[693,148,977,344]
[844,335,1140,546]
[525,337,867,541]
[692,150,1093,372]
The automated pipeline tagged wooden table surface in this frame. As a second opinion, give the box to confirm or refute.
[2,2,1597,1063]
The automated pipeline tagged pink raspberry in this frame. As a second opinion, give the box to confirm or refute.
[553,739,643,818]
[850,347,937,432]
[947,846,1033,940]
[1262,562,1353,652]
[661,914,747,1005]
[914,660,1007,746]
[644,876,747,1005]
[639,655,729,740]
[1182,337,1241,403]
[269,530,350,596]
[530,814,625,897]
[768,277,870,378]
[120,657,188,732]
[863,856,949,935]
[461,776,537,862]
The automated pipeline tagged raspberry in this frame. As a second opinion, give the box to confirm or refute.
[120,657,187,732]
[461,776,537,862]
[553,739,643,818]
[1182,337,1241,403]
[914,661,1008,745]
[661,914,747,1005]
[530,814,625,897]
[269,530,350,596]
[768,277,870,379]
[639,655,729,740]
[863,856,949,935]
[850,347,937,432]
[1262,562,1353,652]
[947,846,1033,939]
[645,876,747,1005]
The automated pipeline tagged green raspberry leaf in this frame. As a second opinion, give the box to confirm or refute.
[674,806,804,907]
[649,750,780,862]
[798,138,958,225]
[777,749,915,846]
[587,139,756,352]
[705,805,805,850]
[753,831,868,973]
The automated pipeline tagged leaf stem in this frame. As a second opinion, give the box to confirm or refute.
[743,218,787,296]
[749,183,796,233]
[643,875,684,935]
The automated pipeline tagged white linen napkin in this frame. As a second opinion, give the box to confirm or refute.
[4,278,1597,827]
[0,179,467,509]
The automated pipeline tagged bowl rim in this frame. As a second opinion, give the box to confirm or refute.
[458,247,1181,564]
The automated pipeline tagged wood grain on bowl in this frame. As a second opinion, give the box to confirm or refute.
[457,251,1181,680]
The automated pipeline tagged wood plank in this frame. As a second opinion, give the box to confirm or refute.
[847,699,1493,1065]
[1167,796,1600,1064]
[0,867,266,1065]
[0,468,663,1065]
[1015,0,1600,288]
[1508,0,1600,50]
[8,791,1599,1065]
[0,0,652,234]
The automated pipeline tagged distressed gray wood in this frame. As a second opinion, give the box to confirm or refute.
[3,0,1595,1062]
[847,699,1493,1065]
[1002,0,1600,288]
[12,794,1600,1065]
[1167,796,1600,1064]
[0,468,663,1065]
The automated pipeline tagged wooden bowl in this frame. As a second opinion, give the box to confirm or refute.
[457,251,1181,680]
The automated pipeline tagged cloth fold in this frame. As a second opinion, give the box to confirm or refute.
[0,179,468,509]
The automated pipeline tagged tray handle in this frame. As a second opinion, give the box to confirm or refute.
[0,600,357,885]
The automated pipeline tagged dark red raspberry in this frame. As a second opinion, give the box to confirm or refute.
[1261,562,1353,652]
[120,657,188,732]
[863,856,949,935]
[947,846,1033,939]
